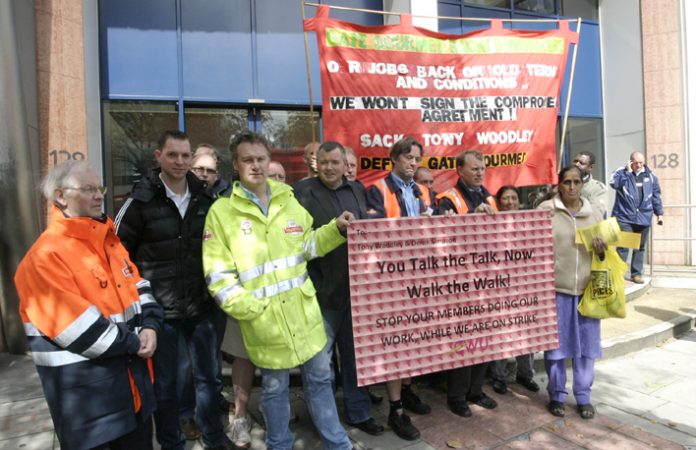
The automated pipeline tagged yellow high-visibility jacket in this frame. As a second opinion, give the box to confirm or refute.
[203,180,345,369]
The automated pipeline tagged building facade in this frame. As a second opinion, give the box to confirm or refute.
[0,0,689,351]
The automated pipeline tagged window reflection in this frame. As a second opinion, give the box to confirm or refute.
[514,0,555,14]
[259,110,321,184]
[103,101,179,215]
[184,107,249,181]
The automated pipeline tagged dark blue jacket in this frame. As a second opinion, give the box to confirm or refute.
[610,165,664,226]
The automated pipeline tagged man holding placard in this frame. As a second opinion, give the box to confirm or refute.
[366,137,433,441]
[437,150,499,418]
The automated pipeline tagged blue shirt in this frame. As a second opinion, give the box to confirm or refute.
[390,173,420,217]
[240,183,270,216]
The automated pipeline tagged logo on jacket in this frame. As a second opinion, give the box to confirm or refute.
[241,220,253,235]
[284,220,304,235]
[203,229,213,241]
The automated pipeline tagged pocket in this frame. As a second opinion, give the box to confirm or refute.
[298,279,322,328]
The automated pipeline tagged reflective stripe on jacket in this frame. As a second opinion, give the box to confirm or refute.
[202,180,345,369]
[14,207,163,450]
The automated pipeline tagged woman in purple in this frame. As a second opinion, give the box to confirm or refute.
[537,166,607,420]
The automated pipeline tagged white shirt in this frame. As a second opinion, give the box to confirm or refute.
[160,174,191,218]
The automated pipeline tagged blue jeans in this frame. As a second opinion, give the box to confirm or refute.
[323,306,371,423]
[153,310,227,450]
[176,334,195,419]
[617,222,650,277]
[260,348,352,450]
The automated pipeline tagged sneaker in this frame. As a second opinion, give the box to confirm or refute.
[468,392,497,409]
[492,379,508,395]
[515,376,540,392]
[401,385,431,415]
[231,416,251,449]
[388,411,420,441]
[447,400,472,418]
[179,417,201,440]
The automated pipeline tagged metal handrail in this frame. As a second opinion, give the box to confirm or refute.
[649,204,695,276]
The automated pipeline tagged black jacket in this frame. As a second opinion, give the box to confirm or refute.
[294,177,368,310]
[437,179,495,215]
[115,169,216,320]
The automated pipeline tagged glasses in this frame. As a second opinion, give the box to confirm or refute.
[192,167,218,175]
[63,185,108,195]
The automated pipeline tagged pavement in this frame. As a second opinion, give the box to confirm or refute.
[1,283,695,450]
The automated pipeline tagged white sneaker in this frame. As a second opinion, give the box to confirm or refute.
[231,416,251,448]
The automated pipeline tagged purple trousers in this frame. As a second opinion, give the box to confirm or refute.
[544,357,594,404]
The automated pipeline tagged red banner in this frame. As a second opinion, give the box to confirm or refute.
[304,6,578,194]
[347,211,558,386]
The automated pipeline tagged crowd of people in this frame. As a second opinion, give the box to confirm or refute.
[14,131,663,450]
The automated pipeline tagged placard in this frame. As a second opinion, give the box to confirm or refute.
[348,210,558,386]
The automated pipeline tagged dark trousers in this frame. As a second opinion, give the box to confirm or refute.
[153,310,226,450]
[617,222,650,277]
[89,414,153,450]
[446,363,488,402]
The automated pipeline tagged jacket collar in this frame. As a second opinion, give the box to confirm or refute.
[47,206,113,244]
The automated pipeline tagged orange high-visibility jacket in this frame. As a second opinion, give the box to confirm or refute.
[370,176,433,218]
[14,207,163,450]
[436,186,498,214]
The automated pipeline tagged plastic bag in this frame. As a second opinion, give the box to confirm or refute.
[578,247,627,319]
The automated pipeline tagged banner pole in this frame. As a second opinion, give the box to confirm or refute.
[558,18,582,172]
[301,0,317,142]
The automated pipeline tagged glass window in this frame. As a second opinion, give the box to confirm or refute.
[184,107,249,180]
[561,0,598,21]
[259,110,321,184]
[103,101,179,215]
[514,0,555,15]
[464,0,510,8]
[558,117,604,180]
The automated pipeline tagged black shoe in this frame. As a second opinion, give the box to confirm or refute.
[447,400,472,418]
[204,440,235,450]
[367,388,383,404]
[516,376,540,392]
[388,412,420,441]
[492,379,508,395]
[401,385,431,415]
[346,417,384,436]
[468,392,497,409]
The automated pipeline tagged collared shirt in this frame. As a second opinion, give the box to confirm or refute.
[389,172,420,217]
[326,179,362,219]
[463,183,487,210]
[240,183,271,216]
[160,174,191,218]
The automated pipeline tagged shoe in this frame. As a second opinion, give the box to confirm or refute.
[204,440,235,450]
[179,417,201,440]
[367,387,383,404]
[492,379,508,394]
[547,400,565,417]
[577,403,596,420]
[515,376,540,392]
[468,392,497,409]
[346,417,384,436]
[231,416,251,449]
[447,400,472,418]
[631,275,645,284]
[388,411,420,441]
[401,385,431,415]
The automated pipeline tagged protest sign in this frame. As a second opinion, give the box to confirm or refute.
[304,6,578,194]
[347,210,558,386]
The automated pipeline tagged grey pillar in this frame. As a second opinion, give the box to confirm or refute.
[0,0,42,353]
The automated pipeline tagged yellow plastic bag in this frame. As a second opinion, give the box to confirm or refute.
[578,247,627,319]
